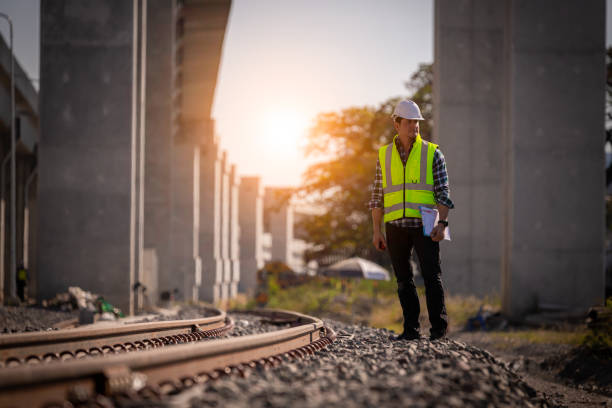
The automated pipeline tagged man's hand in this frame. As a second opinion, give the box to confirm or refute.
[373,230,387,251]
[371,208,386,251]
[430,224,445,242]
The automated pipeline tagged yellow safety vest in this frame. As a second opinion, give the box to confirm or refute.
[379,134,438,223]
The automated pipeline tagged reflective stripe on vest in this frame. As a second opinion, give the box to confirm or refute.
[379,134,437,223]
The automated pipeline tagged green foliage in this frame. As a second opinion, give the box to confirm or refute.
[298,104,394,265]
[490,330,587,348]
[582,331,612,350]
[581,297,612,351]
[256,277,503,335]
[298,64,433,265]
[267,275,281,296]
[445,293,501,328]
[264,278,344,316]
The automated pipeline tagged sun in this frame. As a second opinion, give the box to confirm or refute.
[261,109,307,156]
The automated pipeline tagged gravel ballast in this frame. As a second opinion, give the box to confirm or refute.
[0,306,560,407]
[168,318,559,408]
[0,306,78,333]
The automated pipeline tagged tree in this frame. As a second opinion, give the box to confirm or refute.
[297,64,433,266]
[405,63,433,140]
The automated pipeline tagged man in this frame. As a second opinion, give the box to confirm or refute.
[369,99,453,341]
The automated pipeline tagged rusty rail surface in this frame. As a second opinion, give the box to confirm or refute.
[0,307,229,367]
[0,309,335,408]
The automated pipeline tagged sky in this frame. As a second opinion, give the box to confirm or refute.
[212,0,433,186]
[1,0,611,187]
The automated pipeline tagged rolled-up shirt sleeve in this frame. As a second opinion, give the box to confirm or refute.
[432,149,454,209]
[367,159,383,210]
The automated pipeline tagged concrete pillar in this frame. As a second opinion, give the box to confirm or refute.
[434,0,505,296]
[501,0,605,316]
[264,187,294,266]
[38,0,147,314]
[434,0,606,317]
[239,176,264,295]
[16,158,37,298]
[144,0,175,303]
[229,164,240,298]
[219,151,230,300]
[262,233,272,264]
[1,20,42,303]
[169,140,200,302]
[199,126,223,303]
[24,164,38,301]
[15,159,24,276]
[179,0,231,304]
[168,0,205,303]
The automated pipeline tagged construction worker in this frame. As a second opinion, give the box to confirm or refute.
[369,99,453,341]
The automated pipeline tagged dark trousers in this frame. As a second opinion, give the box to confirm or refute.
[386,222,448,336]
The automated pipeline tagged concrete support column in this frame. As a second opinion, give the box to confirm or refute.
[144,0,175,304]
[501,0,605,316]
[0,33,40,303]
[0,145,8,302]
[199,124,223,303]
[229,164,240,298]
[264,188,294,266]
[169,139,200,302]
[434,0,606,317]
[38,0,147,314]
[180,0,231,304]
[24,163,37,300]
[434,0,505,296]
[239,176,264,295]
[219,151,230,301]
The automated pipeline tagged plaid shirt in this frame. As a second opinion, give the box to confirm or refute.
[368,138,454,228]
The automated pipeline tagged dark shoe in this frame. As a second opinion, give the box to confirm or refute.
[390,331,421,341]
[429,330,447,341]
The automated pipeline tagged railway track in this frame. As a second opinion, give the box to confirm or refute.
[0,307,231,368]
[0,309,335,407]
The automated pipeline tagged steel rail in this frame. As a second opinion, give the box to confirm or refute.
[0,307,228,367]
[0,309,336,408]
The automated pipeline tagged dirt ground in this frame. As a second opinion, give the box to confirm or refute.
[451,330,612,407]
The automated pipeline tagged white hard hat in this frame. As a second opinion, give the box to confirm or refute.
[392,99,424,121]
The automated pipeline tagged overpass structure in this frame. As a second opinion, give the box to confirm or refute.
[36,0,237,314]
[33,0,299,314]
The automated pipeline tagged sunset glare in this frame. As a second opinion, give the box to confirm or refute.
[261,109,308,156]
[0,0,438,187]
